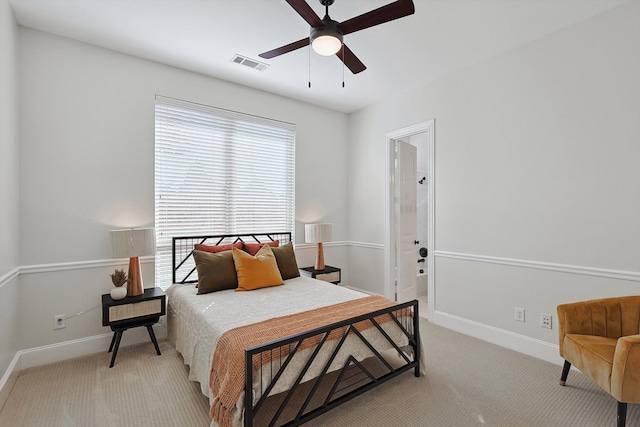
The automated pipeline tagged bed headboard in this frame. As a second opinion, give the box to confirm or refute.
[172,232,292,284]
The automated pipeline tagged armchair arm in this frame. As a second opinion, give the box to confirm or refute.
[611,334,640,404]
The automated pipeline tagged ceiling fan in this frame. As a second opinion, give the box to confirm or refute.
[259,0,415,74]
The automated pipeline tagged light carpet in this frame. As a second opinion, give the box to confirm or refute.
[1,319,638,427]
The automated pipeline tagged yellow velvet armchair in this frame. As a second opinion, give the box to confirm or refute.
[557,296,640,427]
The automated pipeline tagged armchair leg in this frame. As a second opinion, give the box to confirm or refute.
[559,360,571,386]
[617,402,627,427]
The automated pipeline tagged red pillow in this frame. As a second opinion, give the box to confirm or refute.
[243,240,279,256]
[194,242,243,253]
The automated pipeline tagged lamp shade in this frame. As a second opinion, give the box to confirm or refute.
[305,223,332,243]
[109,228,156,258]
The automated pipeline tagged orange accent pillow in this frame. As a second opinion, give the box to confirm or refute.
[243,240,279,256]
[194,242,243,253]
[232,245,284,291]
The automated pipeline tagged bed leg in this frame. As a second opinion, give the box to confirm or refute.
[244,350,252,427]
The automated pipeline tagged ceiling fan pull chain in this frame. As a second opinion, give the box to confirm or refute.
[308,45,311,88]
[341,45,345,87]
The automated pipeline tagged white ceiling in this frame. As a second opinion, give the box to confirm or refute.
[8,0,628,113]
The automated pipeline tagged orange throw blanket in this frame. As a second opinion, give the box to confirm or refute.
[209,295,401,427]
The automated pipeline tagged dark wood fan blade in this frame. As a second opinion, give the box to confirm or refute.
[338,0,415,35]
[337,44,366,74]
[286,0,323,27]
[259,37,310,59]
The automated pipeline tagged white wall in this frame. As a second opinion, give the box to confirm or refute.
[347,2,640,360]
[17,28,349,350]
[6,0,639,377]
[0,0,20,380]
[0,0,19,275]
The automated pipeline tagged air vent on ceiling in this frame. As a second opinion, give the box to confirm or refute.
[231,54,269,72]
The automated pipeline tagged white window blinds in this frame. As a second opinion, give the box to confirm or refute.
[154,96,295,289]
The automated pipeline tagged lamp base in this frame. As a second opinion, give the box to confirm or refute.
[314,243,325,271]
[127,256,144,297]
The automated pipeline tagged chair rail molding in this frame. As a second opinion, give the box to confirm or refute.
[20,256,155,275]
[347,241,384,250]
[435,251,640,282]
[10,247,637,283]
[0,267,19,290]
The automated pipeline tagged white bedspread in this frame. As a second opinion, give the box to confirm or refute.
[167,279,367,412]
[167,277,420,427]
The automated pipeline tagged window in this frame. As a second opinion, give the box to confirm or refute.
[154,96,295,289]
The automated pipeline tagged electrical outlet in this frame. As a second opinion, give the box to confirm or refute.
[54,314,66,330]
[541,313,552,329]
[515,307,525,322]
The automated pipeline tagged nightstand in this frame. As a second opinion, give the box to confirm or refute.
[101,287,166,368]
[300,265,341,284]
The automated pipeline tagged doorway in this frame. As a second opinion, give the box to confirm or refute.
[385,120,435,320]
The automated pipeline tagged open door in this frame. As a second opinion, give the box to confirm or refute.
[395,139,417,303]
[386,120,434,319]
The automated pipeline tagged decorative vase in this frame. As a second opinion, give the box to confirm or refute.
[110,286,127,300]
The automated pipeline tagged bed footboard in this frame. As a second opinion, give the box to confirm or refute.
[244,300,420,427]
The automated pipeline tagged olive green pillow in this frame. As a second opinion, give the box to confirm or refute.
[271,242,300,280]
[193,250,238,294]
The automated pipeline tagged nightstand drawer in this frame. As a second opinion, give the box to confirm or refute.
[108,299,162,322]
[316,271,340,283]
[102,287,166,327]
[300,265,341,284]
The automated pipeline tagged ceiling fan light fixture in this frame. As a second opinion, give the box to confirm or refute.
[310,22,343,56]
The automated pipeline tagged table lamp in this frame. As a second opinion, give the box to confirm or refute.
[305,223,332,270]
[109,228,156,297]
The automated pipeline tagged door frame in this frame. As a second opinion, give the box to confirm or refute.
[384,119,435,320]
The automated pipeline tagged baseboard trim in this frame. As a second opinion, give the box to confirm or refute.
[345,290,560,366]
[0,352,20,412]
[19,324,167,369]
[0,324,167,409]
[432,310,563,366]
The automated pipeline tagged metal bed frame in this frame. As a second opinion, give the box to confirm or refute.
[172,232,420,427]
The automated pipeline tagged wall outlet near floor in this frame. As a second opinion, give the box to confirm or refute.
[540,313,552,329]
[54,314,66,330]
[515,307,525,322]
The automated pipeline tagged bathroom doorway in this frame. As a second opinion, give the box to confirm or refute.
[385,120,435,320]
